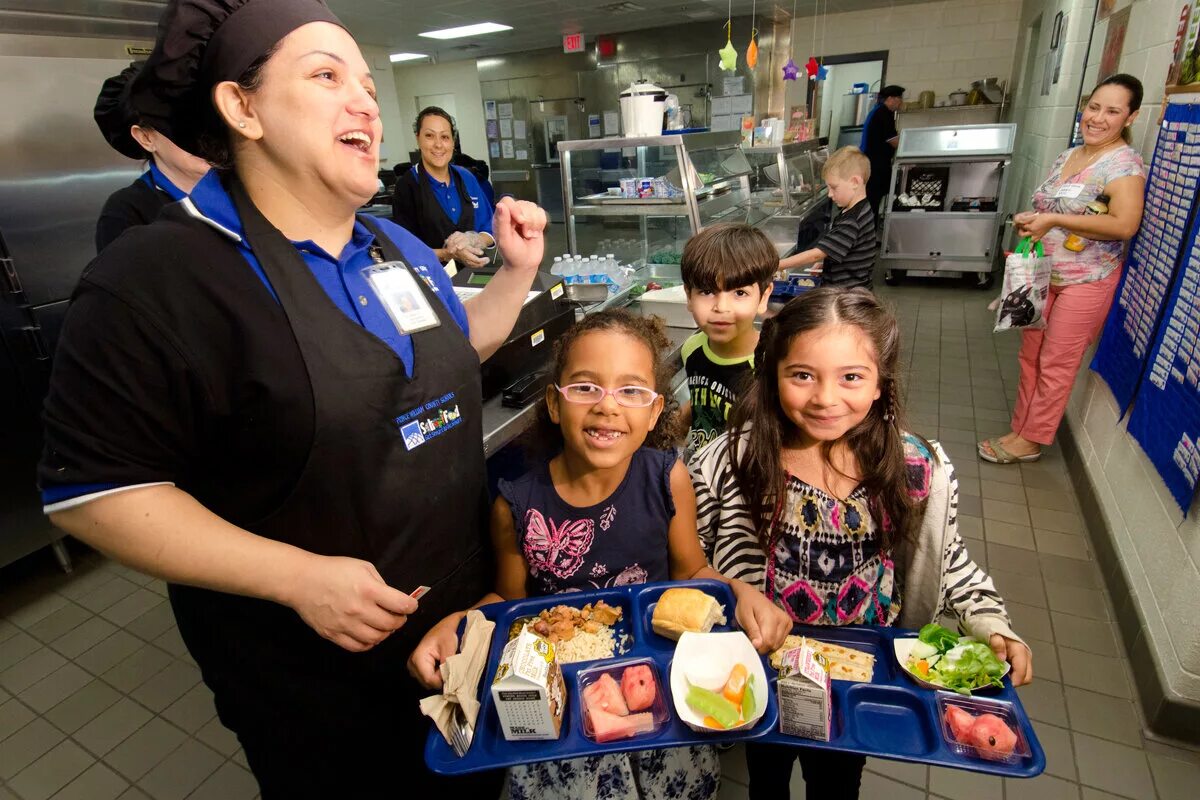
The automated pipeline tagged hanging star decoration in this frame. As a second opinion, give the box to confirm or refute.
[719,20,737,72]
[816,64,828,81]
[805,57,820,78]
[782,57,799,81]
[747,28,759,70]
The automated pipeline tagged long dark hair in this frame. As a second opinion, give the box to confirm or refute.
[727,287,925,553]
[528,310,683,456]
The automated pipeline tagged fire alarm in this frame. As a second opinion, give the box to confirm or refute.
[597,35,616,59]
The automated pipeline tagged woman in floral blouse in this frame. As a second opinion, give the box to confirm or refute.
[980,74,1147,464]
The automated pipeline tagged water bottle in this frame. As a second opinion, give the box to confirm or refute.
[551,256,564,276]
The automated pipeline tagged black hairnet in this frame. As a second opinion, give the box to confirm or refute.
[94,62,148,160]
[130,0,343,153]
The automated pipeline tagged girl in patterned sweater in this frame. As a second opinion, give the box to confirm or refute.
[689,288,1034,800]
[443,310,790,800]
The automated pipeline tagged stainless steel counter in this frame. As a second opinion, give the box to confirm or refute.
[481,322,694,457]
[756,190,831,257]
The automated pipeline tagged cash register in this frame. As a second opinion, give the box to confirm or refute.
[451,267,574,401]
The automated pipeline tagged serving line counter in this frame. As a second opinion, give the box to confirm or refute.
[558,132,830,269]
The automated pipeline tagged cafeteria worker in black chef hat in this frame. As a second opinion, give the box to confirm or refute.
[92,61,210,252]
[39,0,547,796]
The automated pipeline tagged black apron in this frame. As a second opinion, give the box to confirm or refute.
[404,163,476,250]
[169,179,493,793]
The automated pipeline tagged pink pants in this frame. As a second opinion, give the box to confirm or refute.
[1011,268,1121,445]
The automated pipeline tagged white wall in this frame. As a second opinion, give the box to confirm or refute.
[1082,0,1184,162]
[390,59,488,169]
[785,0,1025,112]
[359,45,406,169]
[1065,0,1200,712]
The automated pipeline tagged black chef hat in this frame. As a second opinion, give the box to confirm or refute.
[131,0,343,153]
[94,62,149,160]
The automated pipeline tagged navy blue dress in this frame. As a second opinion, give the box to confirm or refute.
[498,447,719,800]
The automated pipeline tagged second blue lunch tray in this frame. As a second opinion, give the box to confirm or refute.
[425,579,777,776]
[424,580,1045,780]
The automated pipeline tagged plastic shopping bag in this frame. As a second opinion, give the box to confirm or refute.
[993,237,1050,332]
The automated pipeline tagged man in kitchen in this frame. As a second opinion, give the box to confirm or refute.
[860,85,906,226]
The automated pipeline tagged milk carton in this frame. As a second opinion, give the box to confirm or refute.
[776,644,831,740]
[490,628,566,741]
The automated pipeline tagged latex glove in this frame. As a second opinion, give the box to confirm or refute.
[287,555,418,653]
[493,197,547,273]
[443,232,488,268]
[732,580,793,653]
[408,611,463,690]
[990,634,1034,687]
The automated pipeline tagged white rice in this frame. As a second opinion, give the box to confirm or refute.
[554,626,630,664]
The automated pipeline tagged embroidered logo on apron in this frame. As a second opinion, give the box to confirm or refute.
[396,391,463,450]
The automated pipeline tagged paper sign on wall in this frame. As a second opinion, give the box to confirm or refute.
[486,120,499,138]
[722,76,745,96]
[499,118,513,138]
[603,111,620,135]
[501,140,515,159]
[588,114,601,137]
[513,120,526,139]
[515,149,528,161]
[489,141,500,158]
[485,100,497,120]
[498,103,514,119]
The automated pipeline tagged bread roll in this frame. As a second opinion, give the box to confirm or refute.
[651,588,727,640]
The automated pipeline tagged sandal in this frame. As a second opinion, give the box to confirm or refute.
[978,438,1041,464]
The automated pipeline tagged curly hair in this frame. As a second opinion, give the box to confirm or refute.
[527,309,683,455]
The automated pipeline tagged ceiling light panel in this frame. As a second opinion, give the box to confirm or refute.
[418,22,513,40]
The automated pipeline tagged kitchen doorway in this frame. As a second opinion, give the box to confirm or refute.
[807,51,888,147]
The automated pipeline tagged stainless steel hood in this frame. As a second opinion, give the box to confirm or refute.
[0,0,161,39]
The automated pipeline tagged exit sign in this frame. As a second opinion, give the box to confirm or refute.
[563,33,584,53]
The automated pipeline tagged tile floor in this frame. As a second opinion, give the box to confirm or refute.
[2,277,1199,799]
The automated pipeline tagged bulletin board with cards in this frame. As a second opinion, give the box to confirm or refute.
[1091,101,1200,513]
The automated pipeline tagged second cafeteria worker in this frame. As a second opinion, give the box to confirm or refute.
[39,0,545,795]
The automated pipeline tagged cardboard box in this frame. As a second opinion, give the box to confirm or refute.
[776,644,831,740]
[491,629,567,741]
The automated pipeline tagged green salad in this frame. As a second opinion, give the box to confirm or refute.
[904,623,1007,694]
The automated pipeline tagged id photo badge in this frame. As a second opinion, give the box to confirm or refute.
[364,262,441,335]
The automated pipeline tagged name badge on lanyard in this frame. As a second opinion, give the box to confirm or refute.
[1055,183,1085,199]
[362,262,442,335]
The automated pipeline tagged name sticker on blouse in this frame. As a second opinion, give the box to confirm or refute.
[1055,183,1085,199]
[363,262,441,335]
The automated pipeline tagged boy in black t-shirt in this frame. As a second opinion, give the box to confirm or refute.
[680,224,778,459]
[778,146,878,289]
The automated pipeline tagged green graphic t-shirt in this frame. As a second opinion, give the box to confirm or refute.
[683,331,755,459]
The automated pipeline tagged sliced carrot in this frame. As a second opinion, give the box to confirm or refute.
[721,663,749,706]
[703,715,725,729]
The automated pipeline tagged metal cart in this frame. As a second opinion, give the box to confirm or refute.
[880,123,1016,289]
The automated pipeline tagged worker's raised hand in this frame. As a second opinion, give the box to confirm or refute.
[493,197,547,273]
[287,555,418,652]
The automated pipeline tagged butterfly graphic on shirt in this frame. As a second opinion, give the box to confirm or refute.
[522,509,595,580]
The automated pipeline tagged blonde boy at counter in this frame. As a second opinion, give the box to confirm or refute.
[680,223,778,459]
[778,146,878,290]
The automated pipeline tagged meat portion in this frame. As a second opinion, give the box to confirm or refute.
[515,601,625,644]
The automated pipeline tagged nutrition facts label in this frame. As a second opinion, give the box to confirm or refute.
[1093,102,1200,411]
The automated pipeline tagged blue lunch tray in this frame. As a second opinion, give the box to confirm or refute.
[423,581,1045,780]
[757,624,1045,779]
[425,579,776,775]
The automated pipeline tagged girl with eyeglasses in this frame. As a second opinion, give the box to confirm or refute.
[410,309,790,800]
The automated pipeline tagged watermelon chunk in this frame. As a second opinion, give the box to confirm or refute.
[621,665,657,712]
[588,708,656,743]
[966,713,1018,760]
[944,704,976,742]
[583,673,629,717]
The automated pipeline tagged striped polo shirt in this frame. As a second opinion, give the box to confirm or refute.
[817,198,877,289]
